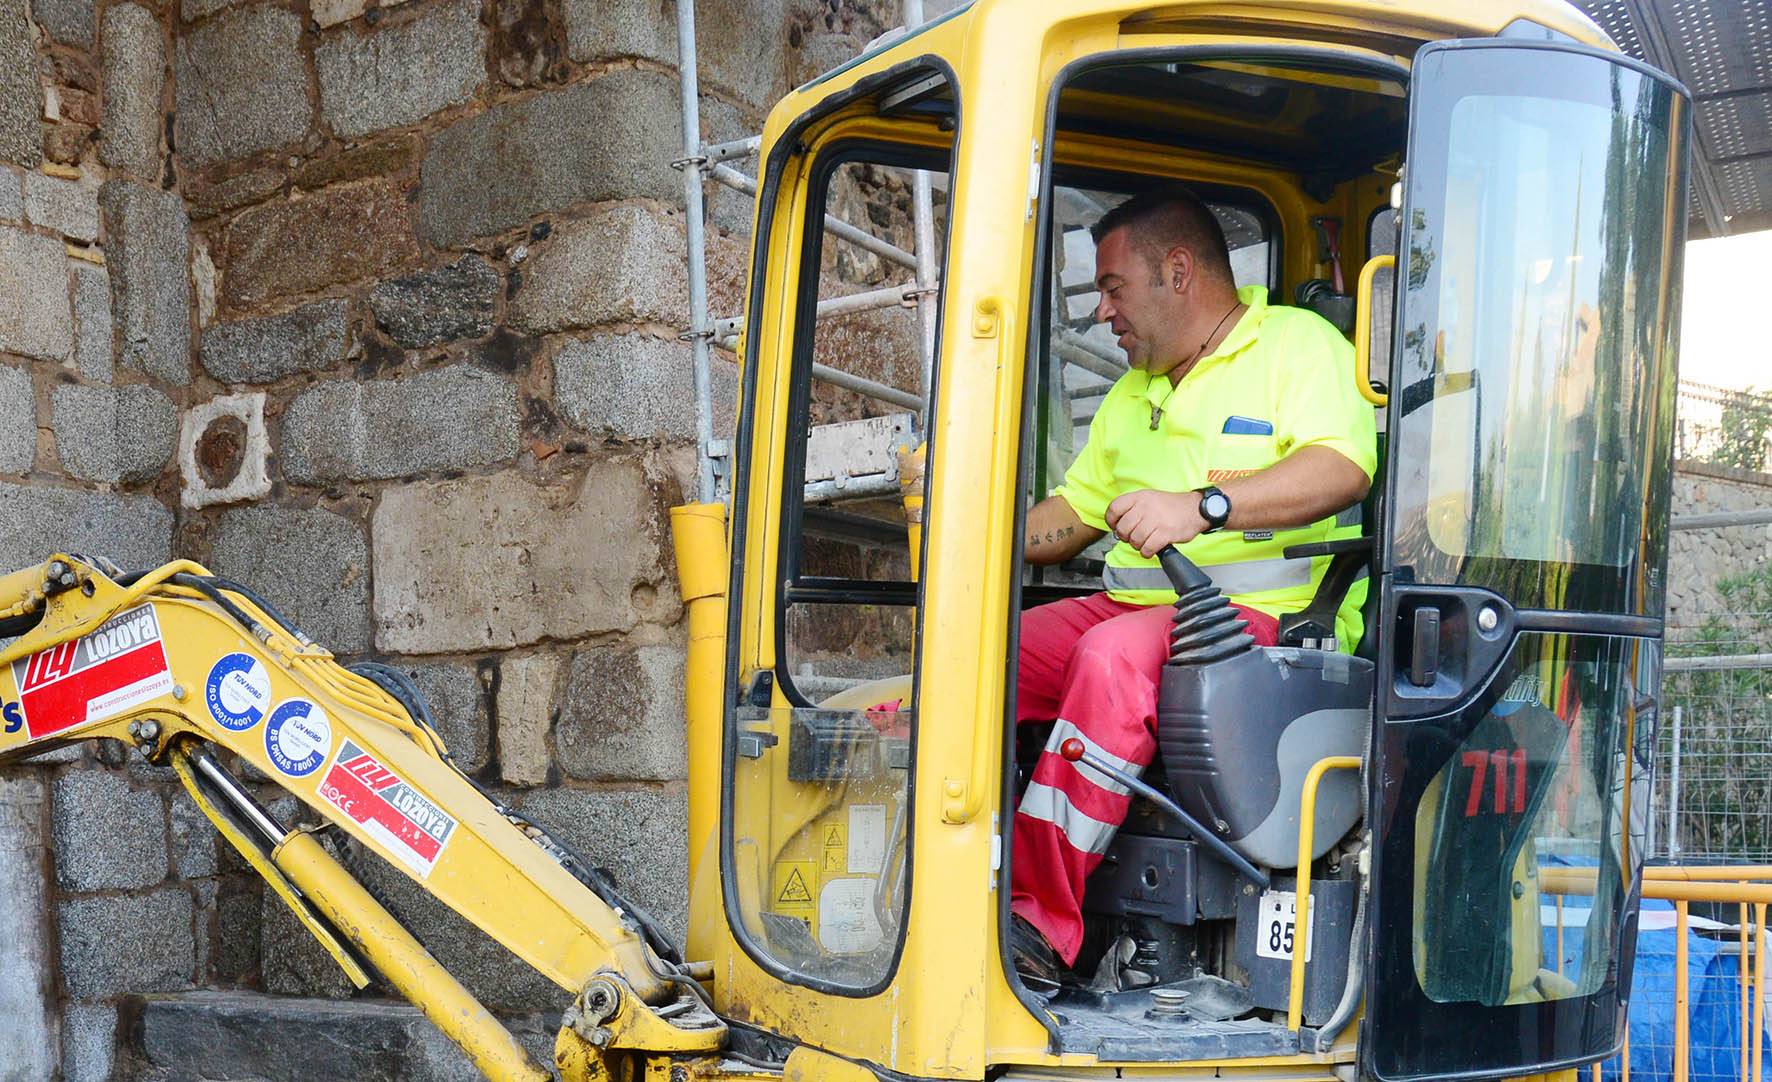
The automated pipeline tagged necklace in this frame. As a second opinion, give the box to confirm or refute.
[1150,300,1242,430]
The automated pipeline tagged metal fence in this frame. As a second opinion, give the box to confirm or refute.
[1677,382,1772,472]
[1657,620,1772,864]
[1613,502,1772,1082]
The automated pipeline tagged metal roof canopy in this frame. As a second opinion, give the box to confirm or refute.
[1576,0,1772,238]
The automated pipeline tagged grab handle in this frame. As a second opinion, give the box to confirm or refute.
[1354,255,1393,407]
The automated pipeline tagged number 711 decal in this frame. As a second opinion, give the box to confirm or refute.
[1462,749,1528,817]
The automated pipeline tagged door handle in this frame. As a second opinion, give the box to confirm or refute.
[1409,607,1440,687]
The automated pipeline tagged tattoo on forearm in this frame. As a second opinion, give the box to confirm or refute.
[1025,525,1075,550]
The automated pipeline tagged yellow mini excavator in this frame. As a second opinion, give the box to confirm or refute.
[0,3,1692,1082]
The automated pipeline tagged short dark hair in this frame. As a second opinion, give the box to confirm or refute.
[1090,186,1233,285]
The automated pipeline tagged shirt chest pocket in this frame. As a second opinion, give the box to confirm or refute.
[1205,414,1280,481]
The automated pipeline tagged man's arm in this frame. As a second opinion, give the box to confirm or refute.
[1024,495,1107,565]
[1104,445,1369,558]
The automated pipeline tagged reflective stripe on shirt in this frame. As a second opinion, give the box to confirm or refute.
[1102,554,1313,596]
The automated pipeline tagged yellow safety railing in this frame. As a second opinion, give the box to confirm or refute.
[1286,755,1362,1031]
[1542,866,1771,1082]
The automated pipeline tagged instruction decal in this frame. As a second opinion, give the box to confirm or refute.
[10,604,173,739]
[264,699,332,777]
[318,738,458,876]
[205,653,272,732]
[847,804,886,876]
[817,878,883,954]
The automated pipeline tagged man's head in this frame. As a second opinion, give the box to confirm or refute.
[1090,187,1238,374]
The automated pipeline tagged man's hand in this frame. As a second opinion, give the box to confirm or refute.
[1105,489,1206,557]
[1104,446,1370,559]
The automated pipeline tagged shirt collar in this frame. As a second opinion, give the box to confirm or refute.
[1141,284,1272,401]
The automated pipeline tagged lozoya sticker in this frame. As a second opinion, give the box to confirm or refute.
[8,605,173,740]
[317,739,458,876]
[263,699,332,777]
[205,653,272,732]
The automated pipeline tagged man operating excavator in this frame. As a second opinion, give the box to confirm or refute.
[1008,186,1379,984]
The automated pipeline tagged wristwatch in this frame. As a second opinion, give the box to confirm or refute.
[1195,485,1231,533]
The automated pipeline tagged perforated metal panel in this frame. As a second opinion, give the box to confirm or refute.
[1574,0,1772,237]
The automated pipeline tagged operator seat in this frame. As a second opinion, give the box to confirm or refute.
[1151,488,1378,871]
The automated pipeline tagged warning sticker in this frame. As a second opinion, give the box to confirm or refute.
[821,821,846,874]
[771,860,817,924]
[317,738,458,877]
[264,699,332,777]
[10,605,173,740]
[817,878,883,954]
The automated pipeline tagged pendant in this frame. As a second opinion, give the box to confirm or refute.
[1150,406,1162,430]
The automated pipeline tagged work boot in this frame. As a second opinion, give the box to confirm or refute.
[1010,914,1062,994]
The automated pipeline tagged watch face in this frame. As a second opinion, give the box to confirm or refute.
[1202,491,1231,522]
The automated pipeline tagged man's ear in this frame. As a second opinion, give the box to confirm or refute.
[1165,246,1196,292]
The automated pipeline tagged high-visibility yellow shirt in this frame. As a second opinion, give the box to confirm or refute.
[1052,285,1379,650]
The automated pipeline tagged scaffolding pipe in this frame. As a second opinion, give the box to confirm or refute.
[709,163,919,270]
[1669,704,1683,859]
[812,363,923,412]
[1663,653,1772,673]
[1054,327,1128,381]
[904,0,939,411]
[714,284,930,349]
[1670,508,1772,531]
[703,135,761,164]
[818,284,931,319]
[677,0,716,504]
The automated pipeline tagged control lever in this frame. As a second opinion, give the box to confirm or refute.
[1156,543,1212,592]
[1058,738,1270,889]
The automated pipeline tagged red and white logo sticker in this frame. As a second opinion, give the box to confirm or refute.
[317,738,458,877]
[9,605,173,739]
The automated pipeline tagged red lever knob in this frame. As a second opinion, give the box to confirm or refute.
[1060,738,1085,762]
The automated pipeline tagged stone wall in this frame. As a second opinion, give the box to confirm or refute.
[1668,461,1772,632]
[0,0,917,1079]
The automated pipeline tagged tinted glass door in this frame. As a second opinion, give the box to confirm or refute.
[1365,39,1688,1082]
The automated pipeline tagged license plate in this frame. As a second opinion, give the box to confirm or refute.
[1254,889,1314,962]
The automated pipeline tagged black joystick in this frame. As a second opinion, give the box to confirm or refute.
[1155,544,1256,666]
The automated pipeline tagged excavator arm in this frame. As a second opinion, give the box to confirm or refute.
[0,554,726,1082]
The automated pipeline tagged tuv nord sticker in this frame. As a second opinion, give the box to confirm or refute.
[10,605,173,740]
[264,699,332,777]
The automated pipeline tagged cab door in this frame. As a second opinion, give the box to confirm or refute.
[1363,39,1689,1081]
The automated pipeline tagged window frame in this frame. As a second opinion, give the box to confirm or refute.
[720,58,961,999]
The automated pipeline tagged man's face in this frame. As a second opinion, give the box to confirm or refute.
[1093,227,1181,372]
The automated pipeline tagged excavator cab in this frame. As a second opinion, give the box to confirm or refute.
[0,4,1689,1082]
[712,2,1689,1080]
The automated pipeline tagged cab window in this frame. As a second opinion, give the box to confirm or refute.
[724,92,953,992]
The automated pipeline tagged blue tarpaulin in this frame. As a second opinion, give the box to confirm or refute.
[1596,900,1770,1082]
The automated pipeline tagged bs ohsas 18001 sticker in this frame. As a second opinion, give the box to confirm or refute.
[263,699,332,777]
[205,653,272,732]
[6,605,173,740]
[317,738,458,877]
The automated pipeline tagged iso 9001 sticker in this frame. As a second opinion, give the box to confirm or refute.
[205,653,271,732]
[317,738,458,877]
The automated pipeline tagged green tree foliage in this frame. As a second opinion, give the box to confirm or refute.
[1706,386,1772,474]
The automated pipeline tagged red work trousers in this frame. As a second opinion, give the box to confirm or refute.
[1010,592,1278,964]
